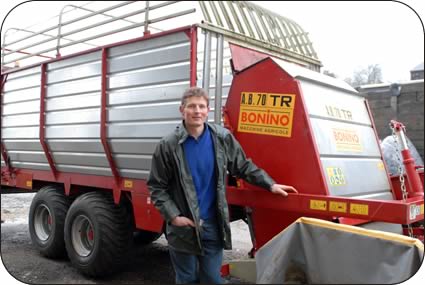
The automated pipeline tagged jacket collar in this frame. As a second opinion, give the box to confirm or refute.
[176,121,217,144]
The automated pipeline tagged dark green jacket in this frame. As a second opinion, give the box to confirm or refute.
[147,122,275,255]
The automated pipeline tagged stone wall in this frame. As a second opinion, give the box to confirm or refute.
[359,80,424,161]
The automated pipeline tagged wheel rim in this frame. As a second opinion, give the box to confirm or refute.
[71,215,95,257]
[34,204,52,241]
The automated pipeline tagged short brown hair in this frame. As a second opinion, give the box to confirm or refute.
[181,87,209,106]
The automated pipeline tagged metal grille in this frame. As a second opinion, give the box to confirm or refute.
[198,1,318,61]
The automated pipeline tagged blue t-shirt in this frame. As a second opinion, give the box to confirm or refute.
[183,125,217,220]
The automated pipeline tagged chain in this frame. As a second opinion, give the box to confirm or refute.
[390,125,408,201]
[390,123,413,238]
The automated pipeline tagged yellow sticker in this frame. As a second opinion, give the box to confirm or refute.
[332,128,363,152]
[124,180,133,188]
[26,180,32,188]
[330,201,347,213]
[238,92,296,138]
[326,167,346,186]
[377,161,385,170]
[350,203,369,215]
[310,200,327,211]
[421,204,424,215]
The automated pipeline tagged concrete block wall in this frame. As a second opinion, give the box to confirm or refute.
[359,81,424,161]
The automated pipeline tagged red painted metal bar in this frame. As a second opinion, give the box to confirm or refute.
[39,64,57,179]
[390,120,424,197]
[226,187,424,225]
[100,48,120,186]
[0,168,140,193]
[1,74,12,172]
[189,25,197,87]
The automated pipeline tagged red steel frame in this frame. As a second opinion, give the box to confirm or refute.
[100,48,122,203]
[1,26,423,245]
[1,74,12,174]
[1,26,197,231]
[40,63,58,179]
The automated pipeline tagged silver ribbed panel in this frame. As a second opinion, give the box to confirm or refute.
[45,50,107,177]
[321,158,392,200]
[196,34,234,125]
[10,161,50,171]
[1,31,234,180]
[3,140,43,151]
[107,32,191,177]
[310,119,381,157]
[1,66,44,170]
[48,139,104,153]
[299,77,392,200]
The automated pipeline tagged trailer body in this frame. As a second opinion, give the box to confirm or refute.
[1,1,423,278]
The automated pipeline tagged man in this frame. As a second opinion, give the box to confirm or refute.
[147,87,297,284]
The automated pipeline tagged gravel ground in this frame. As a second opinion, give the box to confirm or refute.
[1,192,253,284]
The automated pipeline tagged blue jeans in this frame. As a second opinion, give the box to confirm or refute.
[169,219,224,284]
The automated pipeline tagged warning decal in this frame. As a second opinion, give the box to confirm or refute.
[326,167,346,186]
[238,92,296,137]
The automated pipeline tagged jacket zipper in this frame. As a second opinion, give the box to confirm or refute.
[174,146,204,254]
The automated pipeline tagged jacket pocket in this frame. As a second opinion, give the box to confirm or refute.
[166,224,195,241]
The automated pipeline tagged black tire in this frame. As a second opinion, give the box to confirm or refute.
[133,229,162,245]
[64,192,133,277]
[28,185,71,258]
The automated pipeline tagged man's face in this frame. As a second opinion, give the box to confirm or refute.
[179,96,209,128]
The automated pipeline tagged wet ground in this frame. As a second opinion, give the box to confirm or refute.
[1,193,253,284]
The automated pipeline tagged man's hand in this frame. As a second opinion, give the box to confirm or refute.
[171,216,196,227]
[270,184,298,197]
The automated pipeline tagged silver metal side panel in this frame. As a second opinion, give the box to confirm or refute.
[118,169,150,180]
[3,74,41,92]
[2,87,40,104]
[109,64,190,90]
[3,140,43,151]
[299,79,393,200]
[46,109,100,125]
[8,151,48,164]
[6,66,40,80]
[2,127,39,139]
[108,33,188,57]
[109,44,190,74]
[46,93,100,111]
[109,139,159,155]
[45,124,100,139]
[55,164,112,176]
[113,154,152,170]
[2,100,40,115]
[2,32,196,178]
[53,152,109,167]
[48,139,103,153]
[310,118,380,157]
[321,157,392,198]
[300,80,370,125]
[108,122,179,139]
[108,83,187,106]
[47,62,101,84]
[47,77,101,97]
[10,162,50,171]
[44,50,106,176]
[48,51,102,70]
[108,104,181,122]
[2,114,40,127]
[107,31,191,176]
